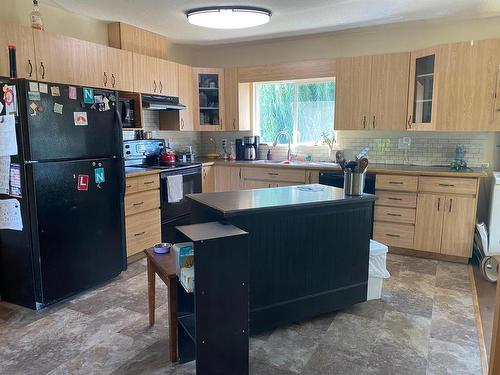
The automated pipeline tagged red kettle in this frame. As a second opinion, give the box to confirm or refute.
[160,148,176,163]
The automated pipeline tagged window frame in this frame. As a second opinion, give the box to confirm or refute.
[253,77,335,145]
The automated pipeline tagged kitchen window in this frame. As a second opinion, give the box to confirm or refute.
[254,78,335,145]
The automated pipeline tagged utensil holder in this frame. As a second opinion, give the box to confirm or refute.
[344,170,366,196]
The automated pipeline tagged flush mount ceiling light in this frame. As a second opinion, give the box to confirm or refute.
[186,6,271,29]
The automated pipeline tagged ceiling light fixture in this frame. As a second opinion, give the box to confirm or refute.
[186,6,271,29]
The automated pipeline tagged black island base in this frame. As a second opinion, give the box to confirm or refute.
[187,184,376,334]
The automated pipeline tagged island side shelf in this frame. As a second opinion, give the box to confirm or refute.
[175,222,249,375]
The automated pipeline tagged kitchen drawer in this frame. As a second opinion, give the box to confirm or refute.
[243,167,306,183]
[376,191,417,208]
[374,222,414,249]
[126,174,160,195]
[125,209,161,257]
[125,189,160,216]
[376,174,418,192]
[374,206,416,224]
[418,177,477,195]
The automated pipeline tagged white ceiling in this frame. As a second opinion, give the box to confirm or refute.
[45,0,500,45]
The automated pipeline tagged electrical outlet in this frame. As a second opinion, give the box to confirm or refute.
[398,136,411,149]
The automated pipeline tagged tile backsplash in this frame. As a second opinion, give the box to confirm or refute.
[123,110,201,154]
[123,112,496,168]
[201,130,495,168]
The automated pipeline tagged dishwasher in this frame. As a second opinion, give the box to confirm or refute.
[319,170,376,237]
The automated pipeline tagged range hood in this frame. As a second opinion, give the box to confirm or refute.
[141,94,187,110]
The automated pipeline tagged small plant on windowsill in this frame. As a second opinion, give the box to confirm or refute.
[321,132,337,161]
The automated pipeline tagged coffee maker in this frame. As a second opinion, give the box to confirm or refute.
[236,136,260,161]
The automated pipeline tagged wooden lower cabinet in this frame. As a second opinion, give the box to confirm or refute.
[124,173,161,257]
[414,193,476,257]
[202,165,215,192]
[125,209,161,257]
[414,193,445,253]
[214,166,242,192]
[375,174,479,260]
[440,196,476,257]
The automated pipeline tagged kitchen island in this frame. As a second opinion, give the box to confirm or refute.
[187,184,376,333]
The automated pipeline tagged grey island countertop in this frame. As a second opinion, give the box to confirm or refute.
[186,184,376,217]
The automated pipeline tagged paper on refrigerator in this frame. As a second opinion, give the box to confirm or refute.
[0,157,10,195]
[0,198,23,231]
[0,115,18,156]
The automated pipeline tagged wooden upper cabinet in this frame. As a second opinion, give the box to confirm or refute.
[407,47,439,131]
[133,53,158,95]
[106,47,134,91]
[0,24,36,79]
[178,64,194,130]
[434,42,474,131]
[224,67,239,131]
[33,30,79,84]
[335,56,372,130]
[194,68,225,131]
[157,60,178,97]
[160,63,192,131]
[469,39,500,131]
[369,53,409,130]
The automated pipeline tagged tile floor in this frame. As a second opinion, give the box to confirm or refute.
[0,254,482,375]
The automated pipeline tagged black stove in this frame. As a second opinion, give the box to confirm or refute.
[123,139,202,243]
[135,162,202,171]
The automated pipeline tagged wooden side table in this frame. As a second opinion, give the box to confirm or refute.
[144,247,178,362]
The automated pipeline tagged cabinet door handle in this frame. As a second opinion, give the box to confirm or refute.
[239,168,242,179]
[133,201,144,206]
[449,198,453,212]
[388,197,402,201]
[438,183,455,187]
[386,233,401,238]
[28,59,33,77]
[111,73,116,88]
[372,115,376,128]
[387,213,402,217]
[153,80,157,93]
[103,72,108,86]
[363,116,366,129]
[134,231,146,237]
[143,181,155,185]
[233,119,236,129]
[40,62,45,79]
[407,115,412,129]
[181,118,184,129]
[437,197,441,211]
[126,184,132,189]
[159,81,163,93]
[268,172,279,176]
[389,181,403,185]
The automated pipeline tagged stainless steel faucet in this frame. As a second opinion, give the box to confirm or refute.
[273,131,292,161]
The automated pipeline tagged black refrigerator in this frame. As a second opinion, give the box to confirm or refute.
[0,78,126,310]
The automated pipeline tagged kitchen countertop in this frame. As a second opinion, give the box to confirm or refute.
[187,184,376,217]
[196,158,488,178]
[124,167,162,178]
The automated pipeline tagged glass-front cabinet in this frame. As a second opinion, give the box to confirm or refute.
[194,68,225,131]
[407,48,438,130]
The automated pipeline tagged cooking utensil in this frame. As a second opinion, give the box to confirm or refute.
[358,157,369,173]
[336,151,346,170]
[345,160,358,171]
[356,147,369,161]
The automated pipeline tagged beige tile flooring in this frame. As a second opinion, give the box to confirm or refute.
[0,254,482,374]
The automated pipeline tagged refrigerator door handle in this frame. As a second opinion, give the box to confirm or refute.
[24,160,39,164]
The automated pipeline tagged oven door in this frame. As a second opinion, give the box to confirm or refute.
[160,166,202,223]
